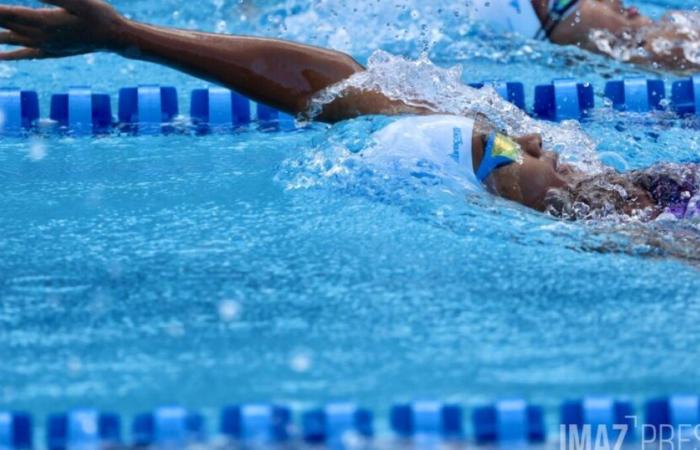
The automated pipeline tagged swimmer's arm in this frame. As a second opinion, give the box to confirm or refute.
[0,0,428,121]
[634,26,700,72]
[585,28,700,72]
[115,23,429,120]
[551,17,700,72]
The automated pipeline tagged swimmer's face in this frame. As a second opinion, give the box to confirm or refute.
[581,0,652,30]
[550,0,652,46]
[471,132,577,211]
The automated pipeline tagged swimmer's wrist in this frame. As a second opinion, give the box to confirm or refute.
[107,17,139,54]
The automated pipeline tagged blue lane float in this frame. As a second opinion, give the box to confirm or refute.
[645,395,700,440]
[0,412,32,450]
[50,87,112,134]
[302,403,373,445]
[604,77,666,113]
[220,404,291,443]
[0,88,39,134]
[8,75,700,137]
[191,87,251,130]
[533,78,595,122]
[118,85,179,134]
[469,80,526,110]
[473,399,546,445]
[561,398,635,443]
[191,87,296,132]
[672,75,700,115]
[47,410,120,450]
[132,407,205,447]
[257,102,296,130]
[390,402,463,439]
[7,396,700,448]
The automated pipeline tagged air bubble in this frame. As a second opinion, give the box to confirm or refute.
[289,350,312,373]
[218,300,241,322]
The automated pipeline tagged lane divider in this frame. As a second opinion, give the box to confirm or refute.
[47,410,120,450]
[604,77,666,113]
[50,88,112,135]
[3,397,700,448]
[3,76,700,135]
[390,402,463,439]
[0,88,39,135]
[0,412,32,450]
[118,85,179,135]
[132,406,205,447]
[561,397,636,444]
[302,403,373,445]
[469,80,526,110]
[473,399,546,445]
[190,87,295,133]
[646,395,700,441]
[533,78,594,121]
[672,75,700,116]
[221,404,291,443]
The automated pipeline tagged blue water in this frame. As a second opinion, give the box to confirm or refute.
[1,0,700,433]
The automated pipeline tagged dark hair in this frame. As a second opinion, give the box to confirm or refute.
[544,164,700,221]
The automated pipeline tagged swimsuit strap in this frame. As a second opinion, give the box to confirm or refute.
[535,0,582,40]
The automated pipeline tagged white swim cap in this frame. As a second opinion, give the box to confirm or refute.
[367,115,482,192]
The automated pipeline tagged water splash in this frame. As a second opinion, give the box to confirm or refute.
[251,0,471,56]
[27,138,47,162]
[279,50,700,265]
[310,50,602,172]
[590,11,700,71]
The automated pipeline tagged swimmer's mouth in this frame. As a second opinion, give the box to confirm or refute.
[625,6,640,18]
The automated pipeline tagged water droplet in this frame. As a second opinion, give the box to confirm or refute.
[289,350,312,373]
[68,357,82,374]
[218,300,241,322]
[166,321,185,337]
[27,138,47,162]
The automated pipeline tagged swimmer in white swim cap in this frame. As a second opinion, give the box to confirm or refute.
[2,0,690,220]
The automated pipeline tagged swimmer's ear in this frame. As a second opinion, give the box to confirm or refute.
[0,47,45,61]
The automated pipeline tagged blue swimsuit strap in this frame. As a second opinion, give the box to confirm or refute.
[535,0,582,40]
[475,132,518,182]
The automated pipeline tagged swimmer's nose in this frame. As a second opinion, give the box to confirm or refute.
[517,134,544,158]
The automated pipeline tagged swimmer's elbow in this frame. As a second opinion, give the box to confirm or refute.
[336,52,365,73]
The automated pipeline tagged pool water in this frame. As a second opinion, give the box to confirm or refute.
[1,0,700,436]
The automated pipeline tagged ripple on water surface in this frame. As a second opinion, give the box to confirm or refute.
[1,0,700,417]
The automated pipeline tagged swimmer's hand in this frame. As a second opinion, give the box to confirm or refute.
[0,0,126,60]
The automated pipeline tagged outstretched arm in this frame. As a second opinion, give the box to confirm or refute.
[634,14,700,73]
[0,0,423,121]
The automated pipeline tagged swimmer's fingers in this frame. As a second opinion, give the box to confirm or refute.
[0,47,45,60]
[0,22,43,40]
[0,5,52,30]
[0,31,39,47]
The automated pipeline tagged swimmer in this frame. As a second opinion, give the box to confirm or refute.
[0,0,695,220]
[471,0,700,72]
